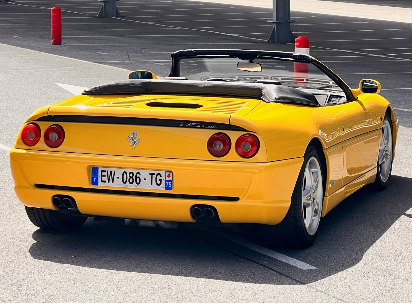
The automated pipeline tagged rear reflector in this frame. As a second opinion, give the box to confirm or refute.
[21,123,41,146]
[235,134,259,158]
[207,133,231,157]
[44,124,65,148]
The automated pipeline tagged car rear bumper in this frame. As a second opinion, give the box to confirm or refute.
[10,148,303,225]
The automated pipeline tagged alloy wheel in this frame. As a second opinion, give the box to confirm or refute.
[301,156,323,236]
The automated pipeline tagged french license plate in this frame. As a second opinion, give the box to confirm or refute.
[91,167,173,190]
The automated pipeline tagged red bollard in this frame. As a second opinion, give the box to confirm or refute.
[294,36,310,85]
[51,6,62,45]
[294,36,310,55]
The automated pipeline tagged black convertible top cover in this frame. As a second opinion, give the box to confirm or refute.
[83,79,319,106]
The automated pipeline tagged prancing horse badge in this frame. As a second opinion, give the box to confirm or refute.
[127,130,141,149]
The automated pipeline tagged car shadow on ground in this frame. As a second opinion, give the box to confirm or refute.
[28,175,412,285]
[269,174,412,283]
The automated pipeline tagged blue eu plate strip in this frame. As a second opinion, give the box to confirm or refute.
[91,167,99,186]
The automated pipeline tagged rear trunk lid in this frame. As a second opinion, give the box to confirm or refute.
[47,94,260,123]
[27,94,267,162]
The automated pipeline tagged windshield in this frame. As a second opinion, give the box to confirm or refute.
[179,57,347,106]
[170,50,356,105]
[180,58,336,88]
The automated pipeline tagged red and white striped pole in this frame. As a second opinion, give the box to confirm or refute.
[295,36,310,55]
[51,6,62,45]
[294,36,310,85]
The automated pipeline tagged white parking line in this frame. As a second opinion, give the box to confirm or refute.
[0,144,11,151]
[56,83,89,96]
[313,45,412,62]
[214,230,317,270]
[382,89,412,91]
[394,107,412,112]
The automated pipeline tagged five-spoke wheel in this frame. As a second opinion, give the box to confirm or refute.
[302,156,323,236]
[262,145,324,248]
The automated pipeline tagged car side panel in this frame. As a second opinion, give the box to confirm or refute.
[335,100,381,186]
[322,167,377,216]
[324,144,343,196]
[342,130,380,186]
[233,101,382,199]
[357,94,398,158]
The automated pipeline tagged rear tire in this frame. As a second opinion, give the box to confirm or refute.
[262,146,324,248]
[25,207,87,230]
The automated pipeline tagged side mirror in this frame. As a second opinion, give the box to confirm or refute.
[359,79,381,94]
[128,70,158,80]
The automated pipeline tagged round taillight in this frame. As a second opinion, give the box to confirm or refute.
[207,133,231,157]
[21,123,41,146]
[44,124,65,148]
[235,134,260,158]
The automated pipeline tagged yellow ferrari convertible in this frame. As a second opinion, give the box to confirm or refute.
[10,49,397,248]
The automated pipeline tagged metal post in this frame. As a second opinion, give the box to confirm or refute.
[268,0,294,44]
[97,0,121,18]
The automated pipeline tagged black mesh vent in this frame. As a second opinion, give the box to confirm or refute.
[146,102,202,109]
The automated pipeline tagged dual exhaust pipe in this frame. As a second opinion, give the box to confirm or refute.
[190,204,218,221]
[52,195,78,209]
[52,196,218,222]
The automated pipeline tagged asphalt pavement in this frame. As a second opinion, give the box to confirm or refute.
[1,0,411,102]
[0,0,412,302]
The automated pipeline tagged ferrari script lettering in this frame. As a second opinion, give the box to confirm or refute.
[179,122,217,129]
